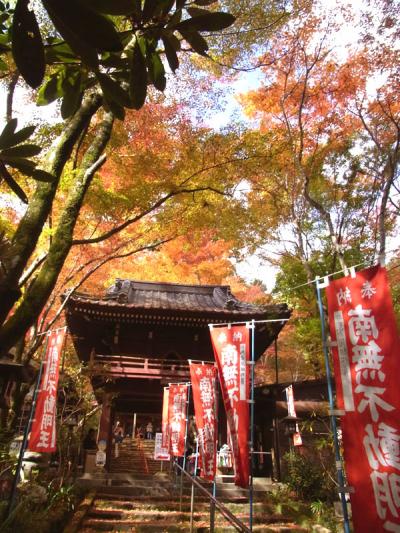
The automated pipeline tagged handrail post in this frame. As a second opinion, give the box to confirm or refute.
[173,460,250,533]
[210,484,216,532]
[190,437,199,533]
[180,384,191,512]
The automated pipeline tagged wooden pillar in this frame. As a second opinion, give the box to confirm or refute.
[97,392,112,470]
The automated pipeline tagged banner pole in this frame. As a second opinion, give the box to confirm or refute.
[210,371,219,533]
[6,335,49,518]
[180,384,191,512]
[316,280,351,533]
[190,436,199,533]
[249,319,255,532]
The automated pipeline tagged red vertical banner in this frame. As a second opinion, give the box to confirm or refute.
[162,387,170,448]
[285,385,302,447]
[168,383,188,457]
[189,362,218,481]
[210,325,250,488]
[326,265,400,532]
[28,328,66,452]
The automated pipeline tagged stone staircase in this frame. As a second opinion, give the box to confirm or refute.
[110,438,166,476]
[77,490,309,532]
[74,441,310,531]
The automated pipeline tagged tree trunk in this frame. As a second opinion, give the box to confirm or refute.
[0,94,102,328]
[0,112,114,354]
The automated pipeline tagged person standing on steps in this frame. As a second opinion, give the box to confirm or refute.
[146,420,154,440]
[113,421,124,458]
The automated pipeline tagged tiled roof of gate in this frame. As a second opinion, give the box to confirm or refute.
[67,279,289,317]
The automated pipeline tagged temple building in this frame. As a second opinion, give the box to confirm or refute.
[65,279,290,474]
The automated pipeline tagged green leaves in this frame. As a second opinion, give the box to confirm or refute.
[162,34,179,72]
[147,50,166,91]
[10,0,236,115]
[12,0,45,88]
[43,0,122,52]
[82,0,137,16]
[178,29,208,56]
[129,38,148,110]
[0,119,54,203]
[175,12,236,32]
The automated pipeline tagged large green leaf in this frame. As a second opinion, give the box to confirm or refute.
[0,34,11,52]
[187,7,209,17]
[178,28,208,56]
[161,34,179,72]
[0,163,28,203]
[12,0,45,88]
[43,0,122,52]
[81,0,137,15]
[129,38,147,110]
[37,73,63,106]
[43,0,99,69]
[142,0,159,23]
[0,119,18,149]
[32,169,55,182]
[175,12,235,32]
[46,40,79,64]
[61,69,83,119]
[0,125,36,150]
[147,50,166,91]
[97,72,132,109]
[1,144,41,158]
[2,156,36,175]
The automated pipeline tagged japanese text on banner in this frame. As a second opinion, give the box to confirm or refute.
[326,265,400,533]
[189,362,217,481]
[28,329,66,453]
[168,383,188,457]
[210,325,250,488]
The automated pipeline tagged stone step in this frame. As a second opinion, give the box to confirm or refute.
[81,514,303,532]
[93,499,278,513]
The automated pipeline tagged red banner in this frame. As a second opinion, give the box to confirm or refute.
[285,385,302,447]
[162,387,170,448]
[28,328,66,452]
[210,325,250,488]
[168,383,188,457]
[326,265,400,532]
[189,362,218,481]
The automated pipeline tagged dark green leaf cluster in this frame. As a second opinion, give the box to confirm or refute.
[6,0,235,119]
[0,119,53,204]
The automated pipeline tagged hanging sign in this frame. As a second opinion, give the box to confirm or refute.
[162,387,170,448]
[189,362,218,481]
[154,432,170,460]
[168,383,188,457]
[210,325,250,488]
[28,328,66,452]
[326,264,400,533]
[285,385,302,446]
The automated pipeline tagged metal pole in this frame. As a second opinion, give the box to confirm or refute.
[210,481,216,533]
[249,319,255,532]
[210,366,219,533]
[273,337,281,481]
[316,279,351,533]
[180,384,191,512]
[6,335,49,518]
[190,437,199,533]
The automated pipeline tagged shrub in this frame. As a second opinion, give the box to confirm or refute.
[283,451,336,502]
